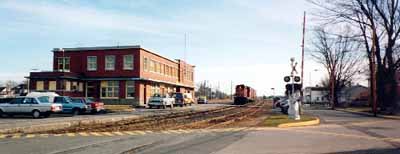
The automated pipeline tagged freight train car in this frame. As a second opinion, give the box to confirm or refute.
[234,84,257,105]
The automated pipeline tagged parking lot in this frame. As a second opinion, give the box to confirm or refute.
[0,103,229,134]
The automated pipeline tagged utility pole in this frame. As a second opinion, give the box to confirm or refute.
[230,81,233,100]
[300,11,306,112]
[371,30,378,117]
[330,68,335,110]
[217,81,220,99]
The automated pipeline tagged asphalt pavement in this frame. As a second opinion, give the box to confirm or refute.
[0,109,399,154]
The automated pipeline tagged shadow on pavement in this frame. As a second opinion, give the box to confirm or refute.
[323,148,400,154]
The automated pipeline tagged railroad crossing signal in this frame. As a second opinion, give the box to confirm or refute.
[284,76,301,83]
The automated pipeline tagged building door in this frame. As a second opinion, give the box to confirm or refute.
[86,81,97,98]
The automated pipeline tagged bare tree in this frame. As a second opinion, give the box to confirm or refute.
[310,27,362,108]
[310,0,400,112]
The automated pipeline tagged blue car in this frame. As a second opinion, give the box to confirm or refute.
[53,96,87,116]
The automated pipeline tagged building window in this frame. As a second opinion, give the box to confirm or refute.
[87,56,97,71]
[71,82,78,91]
[144,57,148,71]
[161,64,165,75]
[126,81,135,98]
[65,81,71,91]
[123,55,134,70]
[105,55,115,71]
[57,57,70,72]
[78,82,83,92]
[156,62,160,73]
[151,84,160,96]
[150,60,155,72]
[101,81,119,98]
[166,66,170,76]
[36,81,44,91]
[49,81,56,91]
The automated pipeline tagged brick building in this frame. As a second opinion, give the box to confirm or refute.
[28,45,195,106]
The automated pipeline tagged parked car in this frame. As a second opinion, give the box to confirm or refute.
[197,96,208,104]
[148,94,175,109]
[26,92,59,102]
[0,96,62,118]
[277,98,289,114]
[53,96,87,116]
[0,98,13,104]
[71,97,105,114]
[184,93,195,105]
[172,92,193,107]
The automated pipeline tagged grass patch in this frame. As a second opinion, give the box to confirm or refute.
[263,114,317,127]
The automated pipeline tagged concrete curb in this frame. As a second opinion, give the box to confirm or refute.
[336,109,400,120]
[277,117,320,128]
[0,115,140,134]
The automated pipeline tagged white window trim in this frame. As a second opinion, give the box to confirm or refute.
[100,81,119,99]
[123,55,134,70]
[87,56,97,71]
[57,57,70,72]
[126,81,135,99]
[143,57,148,71]
[105,55,116,71]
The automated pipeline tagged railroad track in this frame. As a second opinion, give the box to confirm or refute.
[42,101,267,134]
[173,100,267,129]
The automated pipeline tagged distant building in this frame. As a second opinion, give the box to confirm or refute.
[303,86,329,104]
[28,45,195,106]
[338,85,369,107]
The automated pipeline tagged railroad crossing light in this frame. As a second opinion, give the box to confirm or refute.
[285,83,302,93]
[294,76,301,82]
[284,76,290,82]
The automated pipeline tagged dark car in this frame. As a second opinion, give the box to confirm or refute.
[53,96,88,116]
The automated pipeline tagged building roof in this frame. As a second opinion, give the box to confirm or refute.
[52,45,141,52]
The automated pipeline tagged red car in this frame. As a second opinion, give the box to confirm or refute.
[71,97,105,114]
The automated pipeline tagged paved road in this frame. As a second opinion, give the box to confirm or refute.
[0,109,399,154]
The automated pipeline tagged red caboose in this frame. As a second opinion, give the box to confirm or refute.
[234,84,256,105]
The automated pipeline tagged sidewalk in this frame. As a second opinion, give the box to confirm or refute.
[336,108,400,120]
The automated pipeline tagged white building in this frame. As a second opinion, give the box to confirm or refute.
[303,86,329,104]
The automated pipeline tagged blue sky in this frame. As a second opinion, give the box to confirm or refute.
[0,0,325,95]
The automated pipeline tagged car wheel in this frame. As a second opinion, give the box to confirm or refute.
[32,110,41,119]
[72,109,80,116]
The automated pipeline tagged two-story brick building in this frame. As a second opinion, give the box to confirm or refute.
[28,45,195,106]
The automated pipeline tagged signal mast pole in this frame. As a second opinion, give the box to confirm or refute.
[300,11,306,114]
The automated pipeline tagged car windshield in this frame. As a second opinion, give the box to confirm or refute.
[173,93,183,99]
[37,96,50,103]
[64,97,73,103]
[85,98,94,103]
[71,98,84,103]
[9,98,24,104]
[152,94,161,97]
